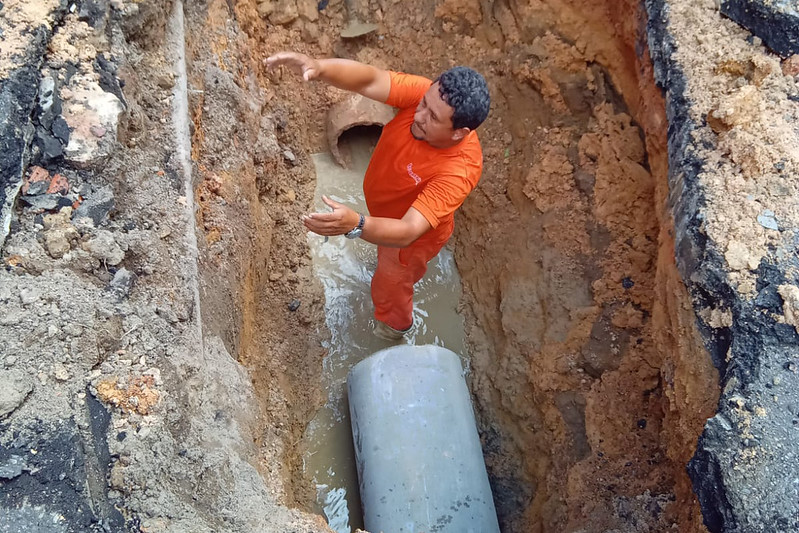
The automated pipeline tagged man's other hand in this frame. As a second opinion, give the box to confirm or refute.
[303,196,360,236]
[265,51,320,81]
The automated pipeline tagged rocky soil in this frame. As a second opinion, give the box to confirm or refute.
[1,0,798,532]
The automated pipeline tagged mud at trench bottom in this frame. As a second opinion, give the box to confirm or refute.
[301,131,468,532]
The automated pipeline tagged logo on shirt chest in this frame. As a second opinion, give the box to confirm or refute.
[406,163,422,185]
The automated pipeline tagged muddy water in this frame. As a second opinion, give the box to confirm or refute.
[302,129,468,532]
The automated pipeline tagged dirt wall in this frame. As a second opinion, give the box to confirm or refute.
[190,0,724,530]
[442,0,717,531]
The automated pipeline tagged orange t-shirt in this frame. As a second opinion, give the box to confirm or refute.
[363,71,483,246]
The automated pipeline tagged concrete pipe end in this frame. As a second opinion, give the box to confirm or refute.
[326,94,395,168]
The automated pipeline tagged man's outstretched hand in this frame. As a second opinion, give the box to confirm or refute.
[265,51,321,81]
[303,196,362,236]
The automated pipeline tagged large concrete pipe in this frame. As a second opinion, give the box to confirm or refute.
[326,93,394,169]
[347,344,500,533]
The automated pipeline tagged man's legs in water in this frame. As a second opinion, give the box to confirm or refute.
[371,239,445,338]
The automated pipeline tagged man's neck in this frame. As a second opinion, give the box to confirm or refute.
[427,136,465,149]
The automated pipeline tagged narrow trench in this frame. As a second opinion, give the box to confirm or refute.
[194,1,719,531]
[301,126,468,531]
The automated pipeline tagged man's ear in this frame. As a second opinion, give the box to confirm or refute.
[451,127,471,141]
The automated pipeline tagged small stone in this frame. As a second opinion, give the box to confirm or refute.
[20,194,72,211]
[301,21,320,42]
[156,73,175,89]
[297,0,318,20]
[757,209,779,231]
[83,230,124,266]
[26,180,49,196]
[143,368,162,386]
[4,357,17,367]
[622,277,634,289]
[43,207,72,230]
[637,419,647,429]
[89,125,107,138]
[0,369,34,418]
[288,299,301,311]
[54,363,69,382]
[24,166,50,189]
[19,288,40,305]
[44,226,78,259]
[74,182,93,197]
[782,55,799,77]
[256,0,274,17]
[110,268,137,298]
[109,463,125,490]
[283,149,296,163]
[269,0,299,25]
[0,455,25,480]
[46,174,70,194]
[51,116,71,145]
[35,129,64,162]
[74,186,114,225]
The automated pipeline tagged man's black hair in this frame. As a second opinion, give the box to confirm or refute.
[436,66,490,131]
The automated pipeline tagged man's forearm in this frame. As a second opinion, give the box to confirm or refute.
[361,215,419,248]
[315,59,390,102]
[360,210,431,248]
[316,59,378,91]
[302,196,429,246]
[266,52,390,103]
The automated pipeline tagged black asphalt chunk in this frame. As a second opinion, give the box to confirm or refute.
[73,186,114,226]
[51,116,70,146]
[721,0,799,57]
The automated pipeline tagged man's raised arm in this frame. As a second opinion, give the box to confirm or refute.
[265,52,391,103]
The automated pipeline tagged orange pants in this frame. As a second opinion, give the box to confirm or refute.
[371,237,447,331]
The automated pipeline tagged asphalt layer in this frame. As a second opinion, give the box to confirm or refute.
[0,399,131,532]
[646,1,799,531]
[721,0,799,58]
[0,23,52,250]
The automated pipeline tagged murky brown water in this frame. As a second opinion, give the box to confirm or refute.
[302,129,468,532]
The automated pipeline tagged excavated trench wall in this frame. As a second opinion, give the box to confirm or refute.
[188,0,722,530]
[442,0,718,531]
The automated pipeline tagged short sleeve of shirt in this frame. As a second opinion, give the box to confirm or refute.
[412,174,473,229]
[411,149,482,229]
[386,71,432,110]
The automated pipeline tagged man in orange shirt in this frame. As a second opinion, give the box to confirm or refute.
[266,52,489,340]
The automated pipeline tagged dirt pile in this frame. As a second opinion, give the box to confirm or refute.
[0,0,327,531]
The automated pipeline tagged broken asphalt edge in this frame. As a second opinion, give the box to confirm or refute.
[646,0,799,531]
[721,0,799,58]
[0,6,67,251]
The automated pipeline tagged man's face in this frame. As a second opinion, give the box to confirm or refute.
[410,82,460,147]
